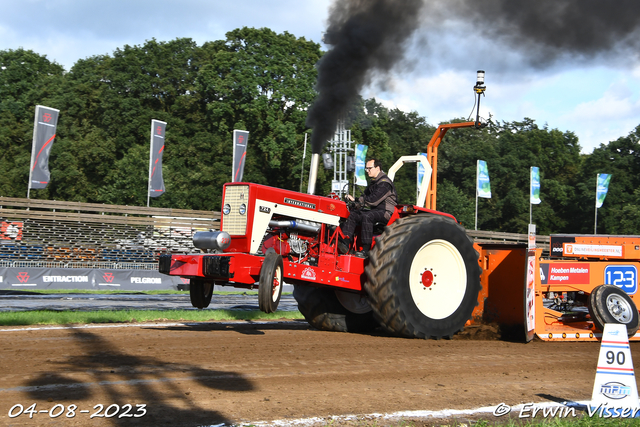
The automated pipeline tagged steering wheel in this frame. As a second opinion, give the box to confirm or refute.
[341,182,363,211]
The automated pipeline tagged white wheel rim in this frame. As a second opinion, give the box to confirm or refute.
[272,265,282,303]
[335,290,372,314]
[409,239,467,320]
[607,293,633,324]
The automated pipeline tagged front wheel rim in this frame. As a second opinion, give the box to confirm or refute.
[271,266,282,303]
[409,239,467,320]
[607,293,633,324]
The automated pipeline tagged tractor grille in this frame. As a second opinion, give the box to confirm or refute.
[221,185,249,235]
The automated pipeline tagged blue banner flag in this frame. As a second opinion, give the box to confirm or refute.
[530,167,541,204]
[477,160,491,198]
[355,144,368,186]
[417,152,428,186]
[596,174,612,209]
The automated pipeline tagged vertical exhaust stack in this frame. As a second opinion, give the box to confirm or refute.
[307,153,320,195]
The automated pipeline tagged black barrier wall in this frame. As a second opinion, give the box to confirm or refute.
[0,268,188,291]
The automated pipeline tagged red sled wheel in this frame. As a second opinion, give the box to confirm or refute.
[259,252,283,313]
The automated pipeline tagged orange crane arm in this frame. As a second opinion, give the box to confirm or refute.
[425,122,478,210]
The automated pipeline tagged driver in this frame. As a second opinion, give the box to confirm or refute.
[339,158,397,257]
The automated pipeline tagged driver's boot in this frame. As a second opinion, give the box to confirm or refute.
[338,236,351,254]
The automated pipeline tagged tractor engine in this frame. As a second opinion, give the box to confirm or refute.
[211,182,350,262]
[261,219,321,264]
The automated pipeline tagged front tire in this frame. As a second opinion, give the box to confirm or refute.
[364,215,481,339]
[190,279,213,309]
[588,284,639,336]
[293,285,378,333]
[259,253,284,313]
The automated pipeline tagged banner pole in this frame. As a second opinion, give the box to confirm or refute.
[475,160,479,230]
[475,194,478,230]
[594,174,598,234]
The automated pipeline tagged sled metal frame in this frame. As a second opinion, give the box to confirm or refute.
[534,235,640,342]
[470,235,640,342]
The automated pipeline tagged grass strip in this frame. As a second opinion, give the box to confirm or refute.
[0,309,304,326]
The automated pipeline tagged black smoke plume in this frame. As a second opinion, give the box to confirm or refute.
[306,0,424,154]
[307,0,640,154]
[436,0,640,67]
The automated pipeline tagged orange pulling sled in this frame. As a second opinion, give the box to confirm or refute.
[472,234,640,342]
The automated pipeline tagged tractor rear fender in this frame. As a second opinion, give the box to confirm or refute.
[386,206,457,228]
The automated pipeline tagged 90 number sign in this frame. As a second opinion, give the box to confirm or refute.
[606,350,625,365]
[604,265,637,294]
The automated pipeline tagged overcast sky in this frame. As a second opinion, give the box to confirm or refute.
[2,0,639,154]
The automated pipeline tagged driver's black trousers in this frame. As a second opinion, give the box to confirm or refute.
[340,208,388,248]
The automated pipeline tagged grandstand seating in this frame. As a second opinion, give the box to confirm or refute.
[0,197,219,265]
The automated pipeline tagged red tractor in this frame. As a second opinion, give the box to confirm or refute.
[159,122,484,339]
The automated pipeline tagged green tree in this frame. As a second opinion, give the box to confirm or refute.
[574,125,640,234]
[0,49,64,197]
[196,27,322,197]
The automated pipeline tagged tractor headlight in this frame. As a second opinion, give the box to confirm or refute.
[223,204,231,215]
[239,203,247,215]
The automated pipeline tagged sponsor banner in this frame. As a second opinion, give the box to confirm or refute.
[29,105,60,190]
[149,119,166,197]
[232,130,249,182]
[528,224,536,250]
[354,144,368,186]
[0,268,185,290]
[530,167,541,204]
[549,235,576,258]
[476,160,491,198]
[539,263,590,285]
[596,173,612,209]
[0,221,23,241]
[564,243,623,258]
[525,253,536,340]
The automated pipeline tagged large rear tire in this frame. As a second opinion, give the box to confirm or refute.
[588,284,639,337]
[364,215,481,339]
[259,253,283,313]
[293,285,378,333]
[190,279,213,309]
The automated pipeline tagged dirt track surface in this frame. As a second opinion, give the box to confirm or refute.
[0,321,637,426]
